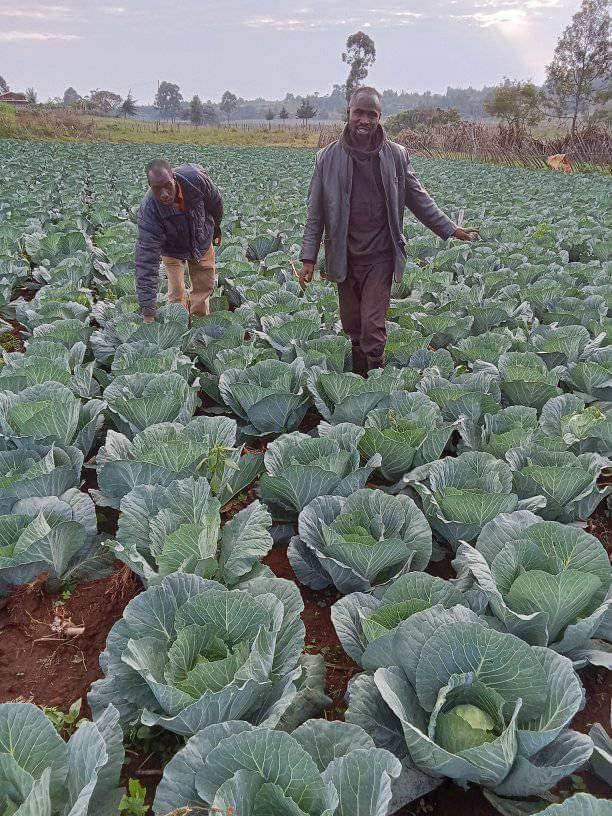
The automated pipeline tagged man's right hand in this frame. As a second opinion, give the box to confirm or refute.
[298,262,315,290]
[143,314,155,324]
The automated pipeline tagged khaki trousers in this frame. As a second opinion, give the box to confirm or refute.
[162,243,215,316]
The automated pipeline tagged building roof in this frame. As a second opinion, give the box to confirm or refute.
[0,92,28,103]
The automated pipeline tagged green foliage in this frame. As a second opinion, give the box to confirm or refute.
[119,779,148,815]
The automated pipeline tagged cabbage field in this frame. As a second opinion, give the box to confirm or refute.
[0,138,610,816]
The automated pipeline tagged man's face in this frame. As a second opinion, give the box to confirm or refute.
[148,167,176,206]
[347,93,381,142]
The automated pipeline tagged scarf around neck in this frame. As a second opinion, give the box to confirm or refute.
[341,123,387,160]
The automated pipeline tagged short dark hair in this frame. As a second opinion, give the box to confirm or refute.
[349,86,382,107]
[146,158,172,177]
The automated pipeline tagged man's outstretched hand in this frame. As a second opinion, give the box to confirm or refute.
[452,227,480,241]
[298,261,315,290]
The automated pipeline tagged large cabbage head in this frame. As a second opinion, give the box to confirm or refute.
[288,489,432,593]
[153,719,402,816]
[103,372,199,438]
[189,310,246,371]
[0,488,112,597]
[0,339,98,398]
[562,347,612,403]
[257,424,379,522]
[0,440,83,515]
[406,451,543,549]
[453,510,611,664]
[418,370,502,436]
[332,572,466,670]
[92,416,263,509]
[539,394,612,456]
[90,303,191,364]
[496,351,562,410]
[110,476,273,587]
[108,340,194,381]
[507,443,610,522]
[0,382,105,456]
[219,357,310,437]
[88,571,309,736]
[356,391,455,483]
[307,366,415,425]
[0,703,124,816]
[255,312,324,359]
[346,608,593,804]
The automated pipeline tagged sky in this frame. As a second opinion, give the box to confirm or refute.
[0,1,583,103]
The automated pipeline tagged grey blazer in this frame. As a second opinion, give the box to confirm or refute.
[300,138,457,282]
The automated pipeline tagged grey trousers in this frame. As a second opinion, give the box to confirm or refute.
[337,257,394,358]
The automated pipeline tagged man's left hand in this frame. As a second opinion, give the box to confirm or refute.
[213,234,222,247]
[452,227,480,241]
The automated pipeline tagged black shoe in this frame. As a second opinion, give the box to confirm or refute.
[351,344,368,377]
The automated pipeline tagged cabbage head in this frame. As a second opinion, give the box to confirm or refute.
[0,339,98,398]
[332,572,466,670]
[103,372,199,438]
[0,382,105,456]
[153,719,402,816]
[0,703,124,816]
[406,451,544,549]
[110,476,273,587]
[92,416,263,509]
[355,391,455,483]
[88,571,312,736]
[288,489,432,593]
[453,510,611,665]
[0,440,83,515]
[346,607,592,805]
[257,423,379,522]
[507,443,610,522]
[307,366,415,426]
[0,488,112,597]
[563,347,611,403]
[219,357,310,437]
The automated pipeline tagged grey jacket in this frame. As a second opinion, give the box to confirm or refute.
[135,163,223,317]
[300,138,457,282]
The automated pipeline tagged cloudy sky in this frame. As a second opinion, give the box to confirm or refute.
[1,1,581,102]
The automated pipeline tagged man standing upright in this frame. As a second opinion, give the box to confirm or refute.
[299,87,478,374]
[135,159,223,323]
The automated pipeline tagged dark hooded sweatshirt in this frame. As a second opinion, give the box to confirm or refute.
[341,124,394,265]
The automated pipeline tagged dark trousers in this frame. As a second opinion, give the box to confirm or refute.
[337,258,394,358]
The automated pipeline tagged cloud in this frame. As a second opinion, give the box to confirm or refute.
[0,5,70,19]
[452,9,528,28]
[0,30,81,42]
[102,5,126,13]
[243,5,421,31]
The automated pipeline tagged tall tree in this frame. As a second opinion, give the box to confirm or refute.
[296,99,317,125]
[265,107,275,129]
[484,80,543,132]
[190,94,204,125]
[219,90,238,123]
[342,31,376,105]
[63,87,81,107]
[90,89,122,115]
[0,76,9,94]
[121,91,137,118]
[545,0,610,137]
[201,103,218,125]
[279,105,289,120]
[154,81,183,122]
[25,88,38,104]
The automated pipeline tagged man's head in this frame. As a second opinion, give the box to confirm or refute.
[146,159,176,205]
[347,86,382,142]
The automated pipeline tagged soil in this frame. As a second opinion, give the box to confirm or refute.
[0,565,140,714]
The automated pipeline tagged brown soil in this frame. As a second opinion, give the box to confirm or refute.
[0,565,140,713]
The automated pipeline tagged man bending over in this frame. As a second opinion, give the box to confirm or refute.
[135,159,223,322]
